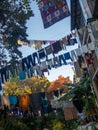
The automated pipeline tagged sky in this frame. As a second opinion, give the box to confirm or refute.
[19,0,78,82]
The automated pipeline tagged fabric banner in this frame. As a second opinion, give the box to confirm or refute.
[37,0,70,28]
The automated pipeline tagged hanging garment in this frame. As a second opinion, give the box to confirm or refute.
[38,48,46,59]
[22,57,29,71]
[1,95,10,108]
[28,40,43,50]
[47,59,54,69]
[53,56,60,68]
[19,68,26,80]
[40,61,49,75]
[18,94,30,111]
[64,52,72,61]
[58,54,67,66]
[27,55,35,68]
[37,0,70,28]
[32,52,40,65]
[9,95,18,105]
[45,45,53,55]
[68,38,77,45]
[52,41,62,54]
[33,64,42,76]
[29,93,41,111]
[85,54,92,65]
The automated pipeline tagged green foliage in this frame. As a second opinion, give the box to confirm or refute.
[0,0,34,64]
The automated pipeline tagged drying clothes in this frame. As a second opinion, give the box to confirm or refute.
[18,94,30,111]
[1,95,10,108]
[9,95,18,105]
[27,55,35,68]
[53,56,60,67]
[28,40,43,50]
[68,38,77,45]
[38,48,46,59]
[45,45,53,55]
[64,52,72,61]
[85,54,92,65]
[58,54,67,66]
[75,48,82,56]
[0,67,8,83]
[22,57,29,71]
[19,68,26,80]
[32,52,40,65]
[47,59,54,69]
[41,68,49,75]
[33,64,42,76]
[37,0,70,28]
[52,41,62,54]
[62,36,68,44]
[71,50,77,62]
[29,93,41,111]
[40,61,48,70]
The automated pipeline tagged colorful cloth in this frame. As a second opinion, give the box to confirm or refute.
[37,0,70,28]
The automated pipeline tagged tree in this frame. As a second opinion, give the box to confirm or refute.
[48,75,72,92]
[0,0,34,66]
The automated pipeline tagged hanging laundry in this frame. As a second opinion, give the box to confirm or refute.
[52,41,62,54]
[32,52,40,65]
[38,48,46,59]
[64,52,72,61]
[53,56,60,68]
[19,68,26,80]
[67,38,77,45]
[28,40,43,50]
[1,95,10,108]
[9,95,18,105]
[37,0,70,28]
[29,93,41,112]
[18,94,30,112]
[45,45,53,56]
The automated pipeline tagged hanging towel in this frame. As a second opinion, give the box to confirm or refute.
[38,48,46,59]
[19,68,26,80]
[9,95,18,105]
[64,52,72,61]
[52,41,62,54]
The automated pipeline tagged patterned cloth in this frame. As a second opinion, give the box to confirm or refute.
[37,0,70,28]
